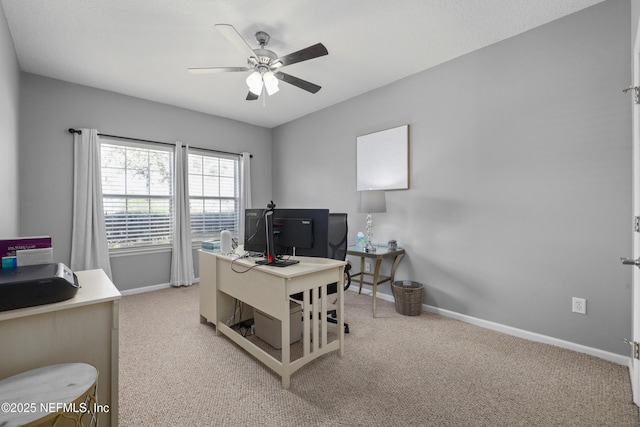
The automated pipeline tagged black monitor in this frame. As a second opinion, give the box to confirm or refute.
[243,206,329,264]
[273,209,329,258]
[244,208,267,253]
[274,217,313,249]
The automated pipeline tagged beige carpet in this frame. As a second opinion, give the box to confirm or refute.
[118,285,639,426]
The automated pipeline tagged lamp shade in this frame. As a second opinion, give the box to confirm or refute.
[263,71,279,95]
[246,71,263,95]
[358,190,386,213]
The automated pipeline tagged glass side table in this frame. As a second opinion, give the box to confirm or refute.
[346,245,405,317]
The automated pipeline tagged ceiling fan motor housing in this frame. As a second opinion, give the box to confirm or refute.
[255,31,270,47]
[250,49,278,73]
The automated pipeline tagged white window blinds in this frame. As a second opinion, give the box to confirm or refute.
[188,151,240,242]
[100,140,174,249]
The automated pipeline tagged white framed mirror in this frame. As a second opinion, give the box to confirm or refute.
[356,124,410,191]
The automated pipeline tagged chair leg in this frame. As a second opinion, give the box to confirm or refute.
[304,310,350,333]
[326,315,349,333]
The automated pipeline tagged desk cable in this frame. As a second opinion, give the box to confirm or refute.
[229,252,297,273]
[230,253,262,273]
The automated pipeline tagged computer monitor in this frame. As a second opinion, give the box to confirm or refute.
[243,206,329,263]
[273,209,329,258]
[274,217,313,249]
[243,208,267,253]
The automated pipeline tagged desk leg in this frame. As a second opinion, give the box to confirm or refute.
[372,258,382,318]
[281,297,291,389]
[338,267,345,357]
[358,257,365,294]
[215,289,222,337]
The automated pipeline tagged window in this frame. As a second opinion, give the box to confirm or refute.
[100,140,174,250]
[99,138,241,251]
[188,151,240,242]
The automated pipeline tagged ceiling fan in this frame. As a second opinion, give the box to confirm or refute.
[188,24,328,100]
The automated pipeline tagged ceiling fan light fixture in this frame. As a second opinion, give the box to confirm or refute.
[195,25,327,100]
[246,71,263,95]
[263,71,279,96]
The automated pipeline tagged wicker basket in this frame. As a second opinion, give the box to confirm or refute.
[391,281,424,316]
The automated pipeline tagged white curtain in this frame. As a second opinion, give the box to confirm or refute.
[239,152,252,244]
[170,142,195,287]
[70,128,113,278]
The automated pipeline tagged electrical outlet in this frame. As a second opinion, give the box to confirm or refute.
[364,261,371,273]
[572,297,586,314]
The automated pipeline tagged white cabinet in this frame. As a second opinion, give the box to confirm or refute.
[0,269,120,427]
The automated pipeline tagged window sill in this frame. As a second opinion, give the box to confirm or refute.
[109,245,172,257]
[108,243,209,257]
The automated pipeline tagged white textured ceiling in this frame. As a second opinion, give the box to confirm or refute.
[1,0,604,128]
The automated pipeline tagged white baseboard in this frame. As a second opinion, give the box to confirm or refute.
[350,287,630,366]
[119,277,201,296]
[119,282,172,296]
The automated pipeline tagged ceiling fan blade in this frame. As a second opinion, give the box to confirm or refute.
[275,72,322,94]
[275,43,328,67]
[214,24,258,63]
[246,91,259,101]
[188,67,251,74]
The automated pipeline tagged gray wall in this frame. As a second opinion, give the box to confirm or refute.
[633,0,639,44]
[19,73,272,291]
[272,0,632,355]
[0,4,20,236]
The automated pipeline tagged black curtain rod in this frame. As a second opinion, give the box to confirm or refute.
[68,128,252,158]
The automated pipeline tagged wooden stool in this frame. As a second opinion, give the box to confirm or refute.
[0,363,99,427]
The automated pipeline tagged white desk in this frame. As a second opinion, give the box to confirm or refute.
[203,253,345,388]
[0,269,120,427]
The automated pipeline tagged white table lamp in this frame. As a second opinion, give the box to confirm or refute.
[358,190,386,252]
